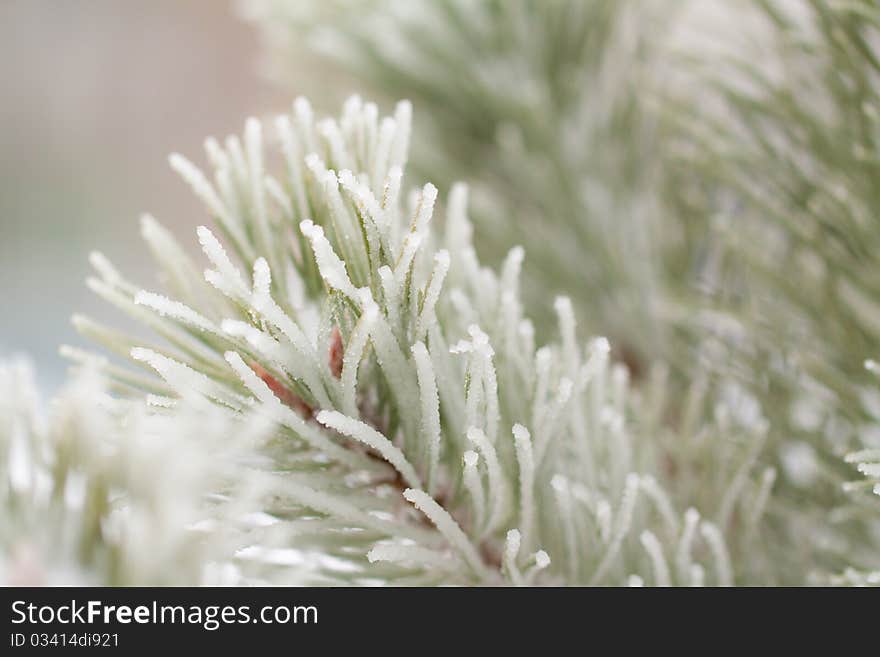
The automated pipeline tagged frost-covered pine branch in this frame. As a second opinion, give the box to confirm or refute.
[58,97,780,585]
[4,1,879,586]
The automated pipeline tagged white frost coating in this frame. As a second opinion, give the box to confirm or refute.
[533,551,551,570]
[338,169,387,263]
[505,528,521,557]
[415,250,450,339]
[531,346,552,431]
[381,166,402,217]
[586,337,611,376]
[522,549,551,583]
[146,394,176,408]
[378,265,400,331]
[317,410,421,489]
[640,531,671,586]
[316,165,365,280]
[579,336,611,390]
[197,226,250,299]
[503,528,524,585]
[389,231,422,328]
[300,219,361,302]
[367,544,461,572]
[412,342,441,493]
[91,277,233,368]
[339,170,382,222]
[592,336,611,355]
[131,347,216,404]
[590,473,640,584]
[700,521,733,586]
[248,260,331,399]
[340,306,377,417]
[220,320,286,365]
[409,183,438,235]
[479,333,500,445]
[251,258,273,303]
[403,488,488,579]
[466,427,509,535]
[536,377,574,463]
[463,451,479,467]
[394,233,423,294]
[134,291,217,335]
[462,450,485,532]
[456,325,499,444]
[512,424,535,551]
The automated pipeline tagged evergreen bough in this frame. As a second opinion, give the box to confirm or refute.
[4,98,771,585]
[3,0,880,586]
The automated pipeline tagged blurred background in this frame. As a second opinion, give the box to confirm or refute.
[0,0,285,392]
